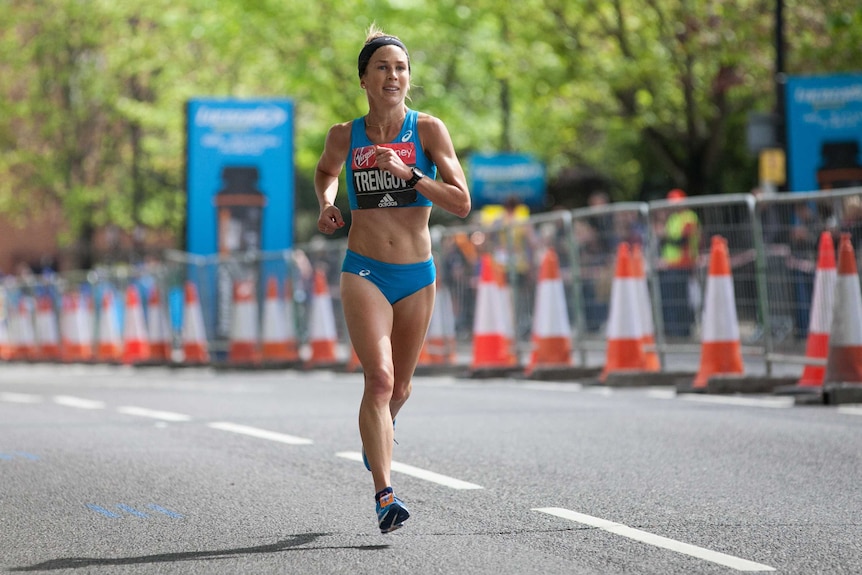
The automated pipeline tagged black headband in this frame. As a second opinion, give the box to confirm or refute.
[357,36,410,78]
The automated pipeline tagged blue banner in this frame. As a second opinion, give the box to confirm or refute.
[468,153,546,208]
[186,98,295,254]
[785,74,862,192]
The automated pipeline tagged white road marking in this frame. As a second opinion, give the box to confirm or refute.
[647,389,677,399]
[336,451,483,490]
[52,395,105,410]
[117,406,192,422]
[0,392,42,403]
[837,405,862,416]
[533,507,776,572]
[523,382,584,392]
[679,395,794,409]
[207,422,313,445]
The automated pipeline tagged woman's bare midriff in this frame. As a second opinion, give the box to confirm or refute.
[347,206,432,264]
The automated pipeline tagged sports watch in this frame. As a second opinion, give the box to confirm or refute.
[405,167,425,188]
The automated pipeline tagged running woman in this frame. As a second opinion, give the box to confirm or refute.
[314,25,471,533]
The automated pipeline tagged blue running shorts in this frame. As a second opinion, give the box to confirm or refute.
[342,249,436,305]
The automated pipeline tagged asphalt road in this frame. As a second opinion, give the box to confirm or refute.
[1,364,860,574]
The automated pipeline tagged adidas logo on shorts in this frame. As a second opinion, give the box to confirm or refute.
[377,193,398,208]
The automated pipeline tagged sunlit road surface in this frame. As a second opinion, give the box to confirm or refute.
[1,364,860,574]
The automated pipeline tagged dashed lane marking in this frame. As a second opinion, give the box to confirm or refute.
[52,396,105,410]
[0,392,42,403]
[336,451,484,490]
[679,395,794,409]
[116,406,192,422]
[522,382,584,392]
[533,507,776,572]
[837,405,862,416]
[207,422,313,445]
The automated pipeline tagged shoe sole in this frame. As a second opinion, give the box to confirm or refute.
[378,503,410,534]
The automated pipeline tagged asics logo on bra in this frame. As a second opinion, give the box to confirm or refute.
[401,130,412,142]
[378,194,398,207]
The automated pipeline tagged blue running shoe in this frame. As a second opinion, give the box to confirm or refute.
[376,488,409,534]
[362,418,396,472]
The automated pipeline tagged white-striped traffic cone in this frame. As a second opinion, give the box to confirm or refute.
[527,247,572,375]
[227,279,260,367]
[600,243,645,382]
[34,294,61,362]
[305,268,340,368]
[797,231,837,388]
[146,286,172,364]
[61,290,94,363]
[181,281,210,365]
[823,233,862,385]
[96,289,122,363]
[692,236,744,389]
[9,297,35,361]
[122,284,151,366]
[261,276,299,366]
[471,253,518,374]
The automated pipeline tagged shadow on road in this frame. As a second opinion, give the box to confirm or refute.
[8,533,389,571]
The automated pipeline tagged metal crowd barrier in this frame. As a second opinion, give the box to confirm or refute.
[1,187,861,377]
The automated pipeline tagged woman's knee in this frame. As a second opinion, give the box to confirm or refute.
[363,365,395,400]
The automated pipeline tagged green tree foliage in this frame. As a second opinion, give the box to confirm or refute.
[0,0,860,259]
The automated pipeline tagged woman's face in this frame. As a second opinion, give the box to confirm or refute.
[362,45,410,103]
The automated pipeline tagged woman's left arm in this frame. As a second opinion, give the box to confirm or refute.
[416,114,471,219]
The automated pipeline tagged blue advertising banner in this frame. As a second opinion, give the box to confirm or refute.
[186,98,294,254]
[785,74,862,191]
[468,153,546,208]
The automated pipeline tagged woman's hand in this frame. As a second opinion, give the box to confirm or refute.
[318,204,345,234]
[374,145,411,181]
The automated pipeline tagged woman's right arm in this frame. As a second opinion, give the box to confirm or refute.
[315,123,351,234]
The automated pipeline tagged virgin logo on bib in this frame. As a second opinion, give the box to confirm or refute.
[351,143,418,209]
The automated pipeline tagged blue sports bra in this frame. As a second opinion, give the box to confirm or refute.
[345,109,435,210]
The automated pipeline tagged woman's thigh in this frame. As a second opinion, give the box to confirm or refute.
[341,272,394,374]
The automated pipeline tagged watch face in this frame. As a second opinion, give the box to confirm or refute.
[412,167,424,178]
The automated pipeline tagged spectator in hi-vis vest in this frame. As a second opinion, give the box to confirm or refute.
[656,189,701,338]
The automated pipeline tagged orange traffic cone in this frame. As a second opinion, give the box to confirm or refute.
[306,269,340,368]
[600,243,645,382]
[527,248,572,375]
[0,303,10,361]
[146,286,172,364]
[471,253,519,375]
[632,244,660,371]
[96,289,122,363]
[261,276,299,366]
[346,345,362,372]
[8,297,35,361]
[418,279,457,369]
[822,233,862,385]
[122,285,151,366]
[181,281,210,365]
[61,291,94,363]
[795,232,837,388]
[692,236,744,389]
[34,294,61,361]
[227,279,260,367]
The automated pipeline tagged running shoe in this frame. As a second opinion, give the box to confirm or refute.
[362,418,396,472]
[376,488,409,534]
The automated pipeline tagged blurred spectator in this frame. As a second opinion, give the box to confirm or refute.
[841,196,862,251]
[655,189,700,338]
[575,219,612,332]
